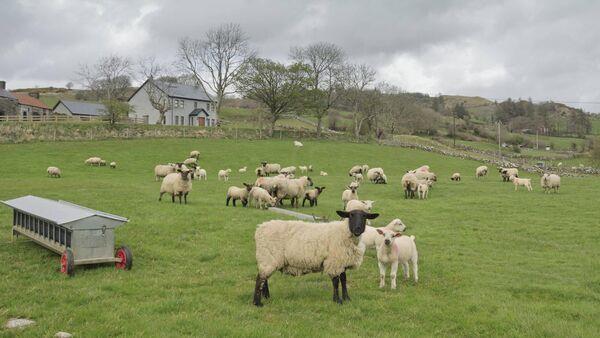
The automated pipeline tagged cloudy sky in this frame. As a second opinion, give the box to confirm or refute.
[1,0,599,112]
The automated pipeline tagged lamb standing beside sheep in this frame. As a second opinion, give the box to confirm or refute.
[417,183,429,199]
[302,186,325,207]
[249,186,277,209]
[218,169,232,181]
[510,175,532,191]
[341,186,359,208]
[253,210,379,306]
[195,168,207,180]
[375,228,419,289]
[359,219,407,250]
[226,183,253,207]
[541,173,561,193]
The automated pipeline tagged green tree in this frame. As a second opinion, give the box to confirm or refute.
[102,100,133,125]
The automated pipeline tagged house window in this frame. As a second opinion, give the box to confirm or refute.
[175,116,179,125]
[181,100,184,109]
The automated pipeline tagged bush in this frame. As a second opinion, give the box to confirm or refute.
[592,138,600,165]
[512,144,521,153]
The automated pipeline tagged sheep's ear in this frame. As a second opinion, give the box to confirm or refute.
[376,229,384,235]
[393,232,403,237]
[365,213,380,220]
[336,210,350,218]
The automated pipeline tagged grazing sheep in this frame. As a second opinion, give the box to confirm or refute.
[541,173,561,193]
[359,219,407,250]
[190,150,200,159]
[417,183,429,199]
[341,186,359,208]
[249,187,277,209]
[84,157,102,166]
[411,165,430,173]
[194,167,207,180]
[320,171,328,176]
[218,169,232,181]
[348,181,360,189]
[345,200,375,212]
[476,166,488,178]
[275,176,313,208]
[239,166,247,173]
[261,162,281,176]
[183,158,198,169]
[499,167,519,182]
[255,167,267,177]
[159,167,193,204]
[99,160,107,166]
[302,186,326,207]
[401,173,418,199]
[294,140,303,147]
[255,176,284,196]
[110,162,117,169]
[348,165,363,177]
[226,183,253,207]
[450,173,461,181]
[361,164,369,174]
[352,172,364,183]
[154,163,178,181]
[46,166,61,178]
[375,229,419,289]
[253,210,380,306]
[280,166,297,175]
[510,175,532,191]
[367,168,387,184]
[414,171,436,182]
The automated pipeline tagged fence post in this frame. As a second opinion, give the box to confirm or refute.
[235,127,238,141]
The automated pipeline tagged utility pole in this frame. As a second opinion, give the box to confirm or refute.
[536,128,539,150]
[453,109,456,148]
[497,121,502,161]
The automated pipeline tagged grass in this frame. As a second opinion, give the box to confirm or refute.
[1,138,599,336]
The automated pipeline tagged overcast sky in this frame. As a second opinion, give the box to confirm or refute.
[1,0,599,112]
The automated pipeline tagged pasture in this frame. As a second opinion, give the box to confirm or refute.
[0,138,598,336]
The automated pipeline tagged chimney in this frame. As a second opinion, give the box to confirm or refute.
[0,81,5,90]
[29,92,40,99]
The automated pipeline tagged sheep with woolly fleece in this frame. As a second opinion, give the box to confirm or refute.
[361,164,369,174]
[226,183,253,207]
[110,162,116,169]
[374,229,418,289]
[414,171,436,182]
[345,199,374,212]
[476,166,488,178]
[154,163,178,181]
[293,140,303,147]
[352,172,364,183]
[239,166,247,173]
[348,181,360,190]
[183,158,198,168]
[261,162,281,176]
[254,176,284,196]
[218,169,232,181]
[510,175,532,191]
[450,173,461,181]
[302,186,325,207]
[253,210,380,306]
[320,171,328,176]
[195,167,207,180]
[275,176,313,208]
[411,165,430,173]
[499,167,519,182]
[280,166,297,175]
[190,150,200,159]
[99,160,107,166]
[401,173,418,199]
[47,166,61,178]
[255,167,267,177]
[159,166,193,204]
[541,173,561,193]
[359,219,407,250]
[341,185,359,208]
[367,168,387,184]
[249,186,277,209]
[348,165,363,176]
[84,157,102,166]
[417,183,429,199]
[299,165,308,174]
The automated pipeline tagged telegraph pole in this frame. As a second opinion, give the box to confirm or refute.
[453,109,456,148]
[497,121,502,161]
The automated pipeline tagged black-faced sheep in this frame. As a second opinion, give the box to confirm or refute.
[226,183,253,207]
[302,186,325,207]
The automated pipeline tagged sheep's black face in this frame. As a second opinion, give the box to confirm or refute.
[307,177,314,186]
[180,170,191,180]
[336,210,379,237]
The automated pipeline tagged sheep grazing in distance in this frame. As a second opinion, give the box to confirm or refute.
[401,173,418,199]
[110,162,117,169]
[541,173,561,193]
[183,158,198,169]
[47,166,61,178]
[255,167,267,177]
[99,160,107,166]
[226,183,253,207]
[410,165,430,173]
[154,163,179,181]
[218,169,232,181]
[352,172,363,183]
[249,186,277,209]
[341,186,359,208]
[476,166,488,178]
[280,166,296,175]
[302,186,325,207]
[254,176,283,196]
[359,219,407,250]
[239,166,247,173]
[299,165,308,174]
[375,229,419,289]
[348,165,363,177]
[510,175,532,191]
[414,171,436,182]
[275,176,313,208]
[345,200,375,212]
[253,210,380,306]
[84,157,102,166]
[261,162,281,176]
[190,150,200,159]
[367,168,387,184]
[159,167,192,204]
[320,171,328,176]
[294,140,303,147]
[450,173,461,181]
[195,167,207,180]
[499,167,519,182]
[417,183,429,199]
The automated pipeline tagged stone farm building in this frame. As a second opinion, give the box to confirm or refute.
[13,92,51,117]
[128,79,217,126]
[52,100,106,118]
[0,81,18,116]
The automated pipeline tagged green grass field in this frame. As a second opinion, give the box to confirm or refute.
[1,138,599,336]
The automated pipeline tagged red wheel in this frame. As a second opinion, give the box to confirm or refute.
[60,249,74,277]
[115,246,133,270]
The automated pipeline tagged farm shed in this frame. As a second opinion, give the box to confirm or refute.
[2,195,132,276]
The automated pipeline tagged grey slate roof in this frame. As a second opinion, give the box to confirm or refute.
[189,108,209,116]
[2,195,128,225]
[58,100,106,116]
[153,80,213,102]
[0,88,16,100]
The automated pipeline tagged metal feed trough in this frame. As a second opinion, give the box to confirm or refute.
[2,195,132,276]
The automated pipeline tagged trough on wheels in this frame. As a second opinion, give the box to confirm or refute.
[2,195,132,277]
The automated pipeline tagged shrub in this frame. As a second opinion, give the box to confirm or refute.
[512,145,521,153]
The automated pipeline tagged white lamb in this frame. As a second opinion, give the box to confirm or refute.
[375,229,419,289]
[239,166,247,173]
[417,183,429,199]
[195,168,207,180]
[345,199,375,212]
[352,173,363,182]
[46,166,61,178]
[320,171,328,176]
[541,173,561,193]
[190,150,200,159]
[261,162,281,176]
[226,183,253,207]
[249,187,277,209]
[280,166,297,175]
[293,140,303,147]
[159,167,193,204]
[510,175,532,191]
[110,162,116,169]
[359,219,407,250]
[476,166,488,178]
[218,169,232,181]
[341,185,359,208]
[253,210,380,306]
[85,157,102,166]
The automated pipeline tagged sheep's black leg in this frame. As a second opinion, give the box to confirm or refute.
[340,271,350,301]
[226,196,231,206]
[332,275,342,304]
[178,194,182,204]
[184,192,188,204]
[233,198,236,207]
[242,199,248,207]
[171,194,175,203]
[253,274,264,307]
[314,199,318,206]
[262,279,270,299]
[159,192,164,201]
[302,197,307,207]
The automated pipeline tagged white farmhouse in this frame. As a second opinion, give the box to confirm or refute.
[128,79,218,126]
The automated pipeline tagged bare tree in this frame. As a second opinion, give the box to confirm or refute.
[343,63,376,139]
[77,55,132,101]
[291,42,345,137]
[65,82,74,90]
[177,23,253,113]
[138,57,175,125]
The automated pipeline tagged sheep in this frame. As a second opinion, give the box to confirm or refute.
[261,162,281,176]
[255,167,267,177]
[341,186,359,208]
[361,164,369,174]
[499,167,519,182]
[218,169,232,181]
[190,150,200,159]
[154,163,178,181]
[352,172,364,183]
[280,166,297,175]
[541,173,561,193]
[275,176,313,208]
[254,176,284,196]
[253,210,380,306]
[320,171,328,176]
[299,166,308,174]
[417,183,429,199]
[195,167,207,180]
[348,165,363,176]
[226,183,253,207]
[476,165,488,178]
[450,173,461,181]
[249,186,277,209]
[158,167,193,204]
[510,175,532,191]
[99,160,107,166]
[414,171,436,182]
[302,186,325,207]
[374,229,418,289]
[401,173,418,199]
[367,168,387,184]
[239,166,247,173]
[294,140,303,147]
[409,165,430,173]
[183,158,198,169]
[359,219,407,250]
[345,200,375,212]
[110,162,117,169]
[84,157,102,166]
[46,166,61,178]
[348,181,360,190]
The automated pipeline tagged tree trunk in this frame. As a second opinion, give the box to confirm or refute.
[156,110,166,125]
[316,117,322,138]
[269,117,276,137]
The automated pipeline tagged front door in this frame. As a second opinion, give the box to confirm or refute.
[198,116,205,126]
